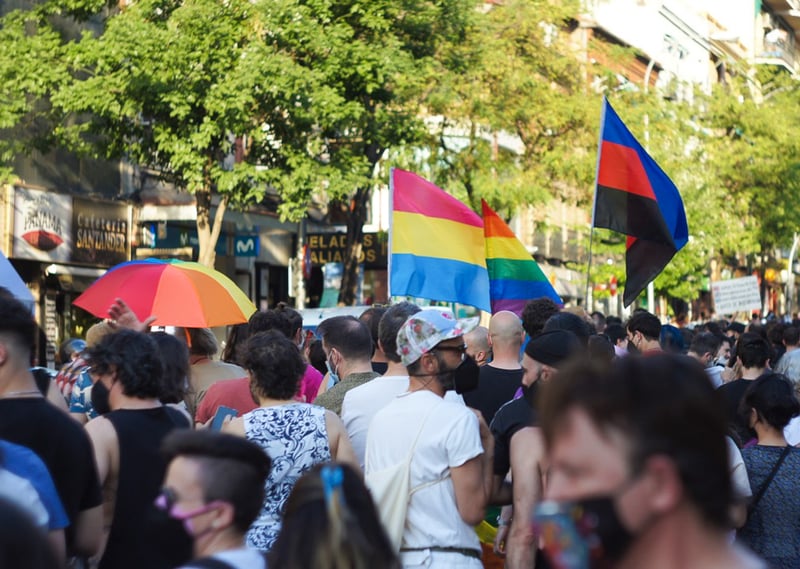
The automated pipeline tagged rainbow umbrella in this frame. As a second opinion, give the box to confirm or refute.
[73,259,256,327]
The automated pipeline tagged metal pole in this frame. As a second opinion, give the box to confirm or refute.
[644,59,656,314]
[585,228,595,309]
[786,232,799,318]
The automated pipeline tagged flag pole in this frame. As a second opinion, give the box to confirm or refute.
[586,98,608,309]
[387,167,395,300]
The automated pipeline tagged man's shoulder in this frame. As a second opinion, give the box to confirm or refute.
[312,385,340,408]
[717,378,744,393]
[490,397,528,433]
[3,398,81,431]
[342,375,408,414]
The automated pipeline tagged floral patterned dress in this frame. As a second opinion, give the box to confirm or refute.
[243,403,331,551]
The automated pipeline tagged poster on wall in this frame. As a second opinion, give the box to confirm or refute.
[13,187,73,262]
[72,198,130,266]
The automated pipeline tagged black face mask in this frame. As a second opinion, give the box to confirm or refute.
[144,504,195,568]
[454,356,480,394]
[90,379,112,415]
[436,355,480,393]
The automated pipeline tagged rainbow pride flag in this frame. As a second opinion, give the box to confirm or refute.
[390,169,491,312]
[482,200,562,315]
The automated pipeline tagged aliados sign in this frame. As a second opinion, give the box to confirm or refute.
[306,233,387,269]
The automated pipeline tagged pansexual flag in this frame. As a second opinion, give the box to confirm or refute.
[482,200,562,315]
[390,169,491,312]
[593,98,688,306]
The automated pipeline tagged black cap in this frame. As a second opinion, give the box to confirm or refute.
[524,330,581,367]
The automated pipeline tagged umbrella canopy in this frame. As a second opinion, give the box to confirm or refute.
[73,259,257,327]
[0,248,34,313]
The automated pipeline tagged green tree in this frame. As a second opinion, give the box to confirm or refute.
[52,0,337,267]
[419,0,597,216]
[258,0,477,305]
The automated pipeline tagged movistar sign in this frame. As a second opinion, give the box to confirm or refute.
[235,235,259,257]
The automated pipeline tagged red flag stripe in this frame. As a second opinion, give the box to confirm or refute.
[597,141,656,200]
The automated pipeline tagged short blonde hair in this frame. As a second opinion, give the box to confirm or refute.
[86,321,114,348]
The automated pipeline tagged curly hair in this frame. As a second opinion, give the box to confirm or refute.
[521,298,560,338]
[85,329,163,399]
[242,331,306,401]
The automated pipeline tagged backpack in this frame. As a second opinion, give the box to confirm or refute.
[365,402,444,551]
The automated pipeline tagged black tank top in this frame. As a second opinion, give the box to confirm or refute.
[99,406,190,569]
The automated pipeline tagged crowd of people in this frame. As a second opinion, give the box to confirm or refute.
[1,288,799,569]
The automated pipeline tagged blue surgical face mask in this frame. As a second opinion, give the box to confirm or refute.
[326,360,340,386]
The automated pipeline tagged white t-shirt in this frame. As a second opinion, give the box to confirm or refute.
[342,375,410,469]
[727,437,751,499]
[784,416,800,446]
[365,390,483,551]
[0,468,49,529]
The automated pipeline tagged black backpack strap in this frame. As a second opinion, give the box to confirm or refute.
[749,446,792,514]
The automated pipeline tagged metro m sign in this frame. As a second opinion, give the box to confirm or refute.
[234,235,259,257]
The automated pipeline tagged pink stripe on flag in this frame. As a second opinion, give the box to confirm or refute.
[392,169,482,227]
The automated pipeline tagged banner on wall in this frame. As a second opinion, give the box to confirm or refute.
[13,187,73,262]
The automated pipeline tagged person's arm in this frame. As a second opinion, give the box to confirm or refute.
[81,419,113,557]
[324,411,361,474]
[71,505,103,557]
[47,529,66,563]
[491,473,513,505]
[46,381,69,413]
[221,416,246,437]
[451,411,494,526]
[314,373,332,400]
[106,298,156,332]
[505,427,544,569]
[494,504,513,557]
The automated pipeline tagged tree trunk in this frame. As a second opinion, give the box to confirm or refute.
[195,184,228,269]
[338,185,371,305]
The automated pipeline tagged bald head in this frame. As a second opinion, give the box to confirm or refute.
[489,311,524,364]
[464,326,491,366]
[490,311,524,341]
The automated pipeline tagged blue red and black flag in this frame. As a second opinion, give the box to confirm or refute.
[593,98,689,307]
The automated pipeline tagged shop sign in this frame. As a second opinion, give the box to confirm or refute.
[306,232,387,269]
[153,224,229,256]
[13,188,72,262]
[72,199,130,266]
